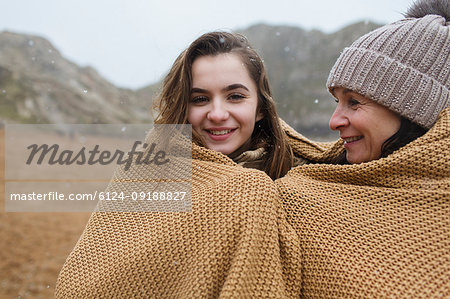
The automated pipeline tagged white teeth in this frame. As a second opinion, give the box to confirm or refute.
[343,136,363,143]
[209,129,232,135]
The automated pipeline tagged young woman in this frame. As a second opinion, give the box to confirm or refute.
[153,31,294,180]
[55,32,311,298]
[277,0,449,296]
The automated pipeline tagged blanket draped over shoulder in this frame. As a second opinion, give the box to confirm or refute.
[276,108,450,297]
[55,124,334,298]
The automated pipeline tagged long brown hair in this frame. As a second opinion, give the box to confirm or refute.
[153,31,293,179]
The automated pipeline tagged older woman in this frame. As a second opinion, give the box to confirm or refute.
[277,0,449,296]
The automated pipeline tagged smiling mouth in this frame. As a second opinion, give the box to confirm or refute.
[207,129,235,135]
[342,136,363,144]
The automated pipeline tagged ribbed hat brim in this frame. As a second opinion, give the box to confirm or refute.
[327,47,449,128]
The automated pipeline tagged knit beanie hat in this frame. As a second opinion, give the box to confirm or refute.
[326,14,450,129]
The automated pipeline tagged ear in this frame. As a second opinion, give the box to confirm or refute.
[256,111,264,122]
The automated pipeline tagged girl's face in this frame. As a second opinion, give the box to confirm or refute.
[188,53,262,155]
[329,87,401,164]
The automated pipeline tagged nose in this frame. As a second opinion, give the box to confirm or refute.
[207,99,229,122]
[329,105,349,131]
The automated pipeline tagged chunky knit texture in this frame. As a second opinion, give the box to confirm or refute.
[54,126,340,298]
[54,124,339,298]
[55,151,294,297]
[327,15,450,128]
[54,109,449,297]
[277,108,450,297]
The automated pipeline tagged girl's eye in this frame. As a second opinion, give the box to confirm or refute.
[191,96,209,104]
[228,93,245,101]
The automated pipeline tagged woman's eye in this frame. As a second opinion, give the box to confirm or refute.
[191,96,208,104]
[349,98,360,107]
[228,93,245,101]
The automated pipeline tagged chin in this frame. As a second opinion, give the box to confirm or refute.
[209,146,234,155]
[346,154,363,164]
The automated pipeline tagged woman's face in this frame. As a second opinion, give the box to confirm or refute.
[188,53,262,155]
[329,87,401,164]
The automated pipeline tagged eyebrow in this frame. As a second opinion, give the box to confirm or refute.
[341,88,352,95]
[191,84,249,94]
[223,84,249,92]
[333,88,352,98]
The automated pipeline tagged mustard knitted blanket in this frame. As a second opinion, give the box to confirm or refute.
[276,108,450,297]
[55,143,306,298]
